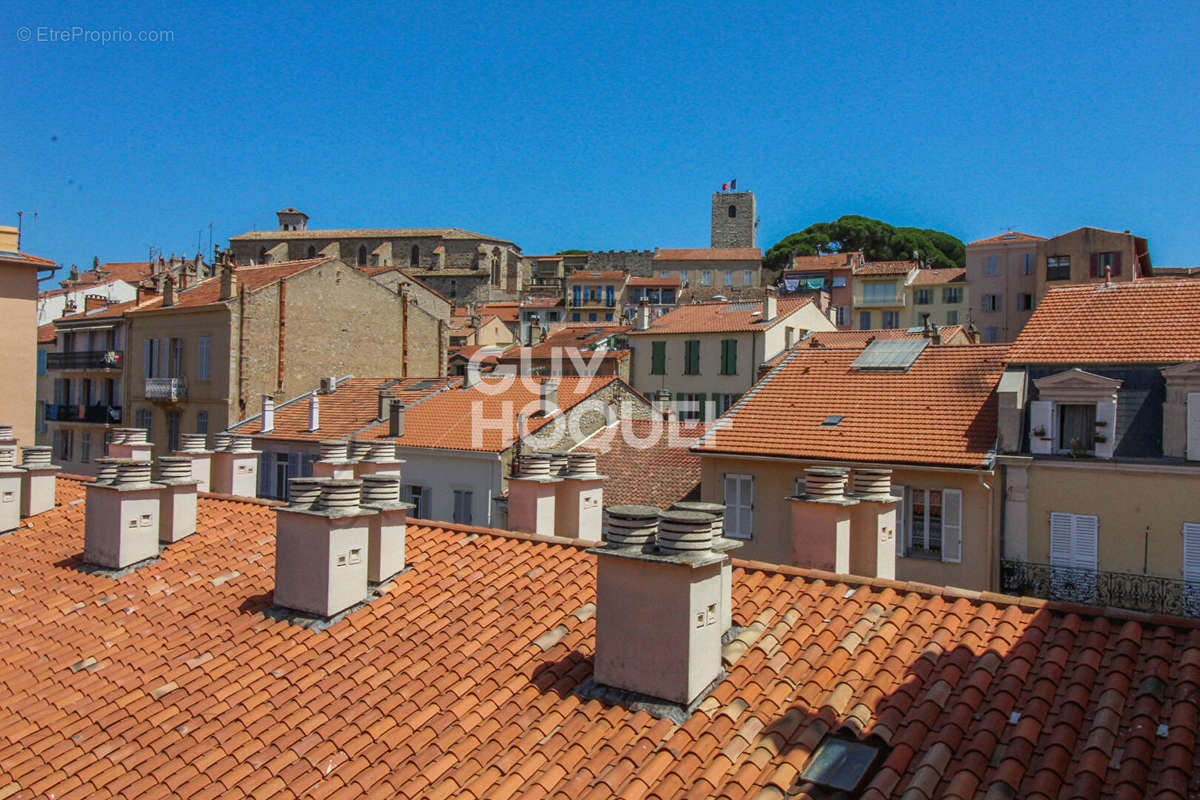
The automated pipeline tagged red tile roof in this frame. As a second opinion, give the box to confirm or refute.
[476,302,522,323]
[37,322,56,344]
[54,297,153,323]
[966,231,1047,246]
[540,324,630,348]
[628,298,814,335]
[790,251,861,269]
[0,250,56,267]
[59,261,153,287]
[697,344,1008,467]
[854,260,918,276]
[448,344,509,364]
[567,269,628,281]
[574,418,703,506]
[232,377,459,442]
[353,375,631,451]
[628,275,682,287]
[908,267,966,285]
[764,326,972,367]
[128,259,327,313]
[655,248,762,261]
[1008,280,1200,364]
[6,474,1200,799]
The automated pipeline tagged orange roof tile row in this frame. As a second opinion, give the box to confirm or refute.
[0,250,57,267]
[628,298,814,335]
[574,418,703,507]
[697,344,1008,467]
[854,260,918,276]
[966,231,1047,246]
[654,248,762,261]
[567,270,628,281]
[763,326,971,368]
[627,275,682,287]
[1008,280,1200,364]
[907,267,966,285]
[128,259,328,314]
[789,252,861,270]
[37,323,57,344]
[3,476,1199,799]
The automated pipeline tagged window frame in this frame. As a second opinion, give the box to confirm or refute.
[1046,255,1071,281]
[683,339,701,375]
[723,473,754,539]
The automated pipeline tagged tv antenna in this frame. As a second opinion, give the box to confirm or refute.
[15,210,37,249]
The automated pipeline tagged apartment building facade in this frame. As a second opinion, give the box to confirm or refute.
[965,231,1044,343]
[1034,226,1152,299]
[905,267,969,328]
[652,248,762,301]
[0,243,55,449]
[779,251,863,329]
[850,260,915,330]
[566,269,627,323]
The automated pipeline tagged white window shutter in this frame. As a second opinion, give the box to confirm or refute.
[743,475,754,539]
[1094,399,1117,458]
[1187,393,1200,462]
[1182,523,1200,583]
[258,453,270,497]
[1049,512,1073,567]
[1030,401,1054,455]
[941,489,963,563]
[1072,514,1099,570]
[892,485,907,557]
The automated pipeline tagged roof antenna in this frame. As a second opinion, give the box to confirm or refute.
[15,209,37,250]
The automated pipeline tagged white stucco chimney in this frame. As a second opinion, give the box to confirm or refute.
[307,391,320,432]
[554,452,605,541]
[847,468,898,580]
[355,441,404,480]
[0,446,22,534]
[261,395,275,433]
[18,446,59,518]
[313,441,355,480]
[788,467,858,574]
[0,424,17,467]
[175,433,212,492]
[360,475,410,583]
[273,478,372,618]
[762,286,778,320]
[591,506,730,706]
[83,460,162,569]
[210,435,259,497]
[634,299,652,331]
[540,378,559,417]
[156,456,199,543]
[464,361,482,389]
[506,453,560,536]
[671,500,738,633]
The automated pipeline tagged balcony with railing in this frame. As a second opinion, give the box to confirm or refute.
[1000,559,1200,618]
[45,404,122,424]
[145,377,187,402]
[46,350,123,370]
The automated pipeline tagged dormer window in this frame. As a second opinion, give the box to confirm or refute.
[1030,369,1122,458]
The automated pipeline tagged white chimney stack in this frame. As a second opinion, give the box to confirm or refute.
[83,460,162,569]
[157,456,199,543]
[360,475,410,583]
[313,441,355,480]
[762,286,778,320]
[788,467,857,574]
[210,435,259,497]
[591,506,736,706]
[0,424,17,468]
[554,452,605,541]
[464,361,482,389]
[0,445,22,534]
[175,433,212,492]
[273,478,372,618]
[261,395,276,433]
[506,453,560,536]
[18,446,59,518]
[634,299,652,331]
[848,468,898,580]
[355,441,404,480]
[672,500,736,633]
[540,378,559,417]
[307,391,320,431]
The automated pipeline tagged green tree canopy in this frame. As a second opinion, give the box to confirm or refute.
[556,249,589,255]
[763,215,965,274]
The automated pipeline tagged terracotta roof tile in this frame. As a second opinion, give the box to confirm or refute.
[628,299,814,336]
[907,268,966,286]
[1008,280,1200,364]
[627,276,681,287]
[0,250,57,267]
[854,261,918,276]
[696,344,1007,467]
[573,418,704,507]
[567,270,628,282]
[789,252,861,270]
[966,232,1047,247]
[654,249,762,261]
[38,323,57,344]
[128,259,328,314]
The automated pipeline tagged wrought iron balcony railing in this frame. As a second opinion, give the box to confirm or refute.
[46,350,123,370]
[1000,559,1200,618]
[145,377,187,402]
[45,404,122,424]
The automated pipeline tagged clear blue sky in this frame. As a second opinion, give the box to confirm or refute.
[4,0,1199,273]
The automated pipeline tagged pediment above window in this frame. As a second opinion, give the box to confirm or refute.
[1034,368,1123,402]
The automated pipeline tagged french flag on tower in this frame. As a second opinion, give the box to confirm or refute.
[721,179,738,191]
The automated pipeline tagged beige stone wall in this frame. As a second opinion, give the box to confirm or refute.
[0,263,38,448]
[966,239,1038,342]
[905,283,970,328]
[699,454,998,590]
[405,301,446,376]
[1035,228,1142,300]
[1020,460,1200,578]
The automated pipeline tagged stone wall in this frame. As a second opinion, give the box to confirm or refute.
[586,250,655,276]
[711,191,756,248]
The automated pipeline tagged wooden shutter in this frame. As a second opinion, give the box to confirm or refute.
[1112,251,1122,276]
[1049,513,1074,567]
[651,341,665,375]
[1089,253,1099,277]
[1187,392,1200,462]
[724,474,753,539]
[941,489,962,563]
[258,453,270,497]
[1183,523,1200,583]
[1094,399,1117,458]
[727,339,737,375]
[1072,514,1099,570]
[892,485,907,557]
[1030,401,1054,455]
[198,337,210,381]
[144,339,153,379]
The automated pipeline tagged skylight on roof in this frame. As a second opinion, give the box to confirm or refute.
[851,338,929,371]
[802,737,882,793]
[819,415,843,427]
[405,379,441,391]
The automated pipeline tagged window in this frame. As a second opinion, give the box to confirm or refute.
[588,312,597,322]
[835,306,848,326]
[832,276,846,288]
[80,432,91,463]
[660,269,669,279]
[135,408,152,438]
[662,289,676,304]
[356,245,367,266]
[410,245,420,267]
[1018,293,1033,311]
[1049,512,1099,603]
[307,245,317,258]
[605,285,614,306]
[784,326,795,348]
[981,294,1001,312]
[37,349,46,377]
[604,313,613,322]
[404,484,429,518]
[915,289,932,305]
[167,411,182,453]
[942,287,962,304]
[743,270,754,286]
[1058,403,1096,453]
[197,336,211,381]
[1090,250,1123,277]
[715,393,739,415]
[453,489,473,525]
[946,310,958,325]
[650,341,666,374]
[57,428,73,462]
[1047,255,1071,281]
[905,488,962,562]
[859,311,871,330]
[881,311,899,329]
[1023,253,1034,275]
[571,312,581,322]
[449,279,457,299]
[724,270,733,286]
[678,393,705,422]
[862,283,896,303]
[144,338,160,379]
[803,736,882,793]
[701,270,712,286]
[571,285,581,306]
[720,338,738,375]
[169,337,183,378]
[196,410,209,434]
[728,205,737,218]
[983,326,999,343]
[985,255,998,276]
[684,340,700,374]
[1184,523,1200,615]
[724,474,753,539]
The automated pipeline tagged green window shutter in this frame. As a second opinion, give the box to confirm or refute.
[721,339,737,375]
[719,340,727,374]
[698,393,707,420]
[651,341,665,375]
[685,340,700,374]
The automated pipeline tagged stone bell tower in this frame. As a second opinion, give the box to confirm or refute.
[711,191,756,248]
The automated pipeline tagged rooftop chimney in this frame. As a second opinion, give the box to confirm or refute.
[506,453,560,536]
[108,427,152,460]
[360,475,411,583]
[546,451,570,476]
[540,378,559,417]
[83,460,162,569]
[847,468,898,580]
[0,446,21,535]
[219,262,237,301]
[348,441,373,463]
[211,432,233,452]
[273,478,372,618]
[653,389,673,420]
[633,299,652,331]
[762,287,778,321]
[261,395,275,433]
[175,433,212,491]
[527,314,542,346]
[313,441,355,480]
[788,467,857,574]
[18,446,59,518]
[388,400,404,438]
[591,504,736,706]
[157,456,199,543]
[464,361,482,389]
[209,435,259,497]
[307,391,320,431]
[671,500,736,632]
[84,294,106,313]
[554,452,605,541]
[0,424,17,467]
[355,441,404,479]
[162,273,176,307]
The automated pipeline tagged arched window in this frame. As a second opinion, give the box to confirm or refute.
[357,245,367,266]
[410,245,420,267]
[728,205,737,218]
[306,245,316,258]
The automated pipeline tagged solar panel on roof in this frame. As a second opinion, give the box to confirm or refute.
[405,379,441,391]
[851,337,929,370]
[722,303,758,312]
